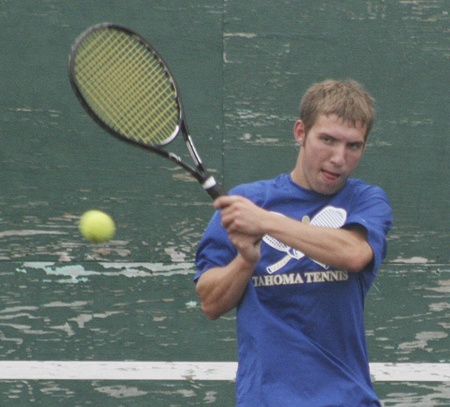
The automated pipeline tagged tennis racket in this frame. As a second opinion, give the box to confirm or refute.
[263,206,347,273]
[68,23,226,200]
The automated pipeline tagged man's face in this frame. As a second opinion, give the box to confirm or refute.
[292,114,366,195]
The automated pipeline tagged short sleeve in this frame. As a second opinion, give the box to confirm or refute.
[194,210,237,283]
[345,185,393,289]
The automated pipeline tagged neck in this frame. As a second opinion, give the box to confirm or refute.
[290,153,304,187]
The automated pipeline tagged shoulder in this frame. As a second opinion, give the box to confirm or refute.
[340,179,393,231]
[344,178,390,203]
[229,174,292,205]
[334,179,393,228]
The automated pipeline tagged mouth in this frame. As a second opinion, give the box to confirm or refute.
[321,169,341,182]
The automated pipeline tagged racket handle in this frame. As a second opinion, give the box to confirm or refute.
[203,176,227,200]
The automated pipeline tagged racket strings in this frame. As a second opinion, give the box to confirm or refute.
[73,28,180,146]
[91,33,177,143]
[86,32,177,140]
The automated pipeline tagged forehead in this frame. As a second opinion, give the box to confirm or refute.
[313,114,366,141]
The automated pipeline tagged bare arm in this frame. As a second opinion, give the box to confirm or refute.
[216,195,373,272]
[197,195,372,320]
[267,218,372,271]
[196,253,257,320]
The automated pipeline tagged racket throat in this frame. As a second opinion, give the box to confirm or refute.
[185,134,204,167]
[202,176,224,199]
[166,153,225,199]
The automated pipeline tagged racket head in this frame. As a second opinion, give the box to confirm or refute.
[68,23,182,149]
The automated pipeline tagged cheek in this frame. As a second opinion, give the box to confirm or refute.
[345,152,363,171]
[308,144,329,161]
[303,148,327,171]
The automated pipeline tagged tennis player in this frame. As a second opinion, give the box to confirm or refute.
[195,79,393,406]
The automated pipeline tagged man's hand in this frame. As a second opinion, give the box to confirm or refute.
[214,195,266,236]
[214,196,264,265]
[228,232,261,264]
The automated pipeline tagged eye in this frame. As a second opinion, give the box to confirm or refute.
[321,135,334,144]
[348,142,364,151]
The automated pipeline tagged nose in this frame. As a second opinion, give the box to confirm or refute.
[330,145,346,167]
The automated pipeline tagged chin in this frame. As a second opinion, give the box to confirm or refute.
[316,183,344,196]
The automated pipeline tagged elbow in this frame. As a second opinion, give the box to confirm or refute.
[201,302,223,321]
[346,258,368,273]
[197,284,220,321]
[198,293,231,321]
[198,291,229,320]
[196,284,226,320]
[345,247,374,273]
[201,299,235,320]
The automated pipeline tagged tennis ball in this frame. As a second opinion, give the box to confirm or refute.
[79,210,115,243]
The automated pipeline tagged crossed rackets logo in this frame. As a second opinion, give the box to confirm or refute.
[262,206,347,274]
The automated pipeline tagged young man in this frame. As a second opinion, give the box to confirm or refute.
[195,79,393,406]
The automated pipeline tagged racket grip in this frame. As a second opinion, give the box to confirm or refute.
[203,177,227,200]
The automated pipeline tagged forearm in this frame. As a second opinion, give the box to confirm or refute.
[216,195,373,272]
[196,255,255,320]
[264,215,373,272]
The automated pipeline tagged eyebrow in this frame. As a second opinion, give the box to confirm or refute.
[320,133,365,147]
[348,140,365,147]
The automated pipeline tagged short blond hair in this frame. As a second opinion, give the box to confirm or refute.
[299,79,375,139]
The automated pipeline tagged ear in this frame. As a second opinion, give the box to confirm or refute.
[294,120,306,147]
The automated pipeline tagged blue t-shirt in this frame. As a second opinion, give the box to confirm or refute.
[195,174,393,407]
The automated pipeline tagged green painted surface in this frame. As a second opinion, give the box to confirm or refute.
[0,0,448,405]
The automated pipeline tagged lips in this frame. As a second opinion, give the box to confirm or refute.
[321,170,340,182]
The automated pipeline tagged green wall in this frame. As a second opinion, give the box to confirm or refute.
[0,1,448,405]
[0,1,447,264]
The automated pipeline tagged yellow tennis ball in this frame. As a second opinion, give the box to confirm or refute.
[79,210,115,243]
